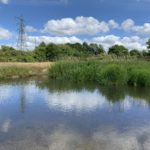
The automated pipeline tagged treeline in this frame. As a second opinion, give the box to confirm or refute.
[0,39,150,62]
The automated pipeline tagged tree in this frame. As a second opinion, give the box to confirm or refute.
[89,43,105,55]
[46,43,60,60]
[67,43,83,51]
[130,49,141,57]
[142,50,150,57]
[108,45,128,57]
[34,42,47,61]
[0,46,15,51]
[146,39,150,49]
[98,45,105,54]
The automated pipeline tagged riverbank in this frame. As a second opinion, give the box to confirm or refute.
[1,61,150,87]
[49,60,150,87]
[0,62,53,79]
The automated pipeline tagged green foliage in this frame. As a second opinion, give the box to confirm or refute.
[0,67,31,79]
[34,42,47,61]
[142,50,150,57]
[146,39,150,49]
[130,49,141,57]
[108,45,129,57]
[0,40,150,62]
[45,43,60,60]
[100,65,127,85]
[89,43,105,55]
[0,46,36,62]
[49,61,150,87]
[128,68,150,86]
[49,61,100,82]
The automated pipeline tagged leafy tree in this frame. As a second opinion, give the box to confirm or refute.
[46,43,60,60]
[146,39,150,49]
[34,42,47,61]
[142,50,150,57]
[0,46,15,51]
[89,43,105,55]
[98,45,105,54]
[130,49,141,57]
[108,45,128,56]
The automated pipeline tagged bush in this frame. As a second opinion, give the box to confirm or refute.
[100,65,127,85]
[128,68,150,86]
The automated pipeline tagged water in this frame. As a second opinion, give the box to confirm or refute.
[0,79,150,150]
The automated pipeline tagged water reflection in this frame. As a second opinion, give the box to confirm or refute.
[0,79,150,113]
[1,119,11,133]
[45,90,108,112]
[38,80,150,112]
[0,79,150,150]
[1,124,150,150]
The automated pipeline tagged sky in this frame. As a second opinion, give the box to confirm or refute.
[0,0,150,50]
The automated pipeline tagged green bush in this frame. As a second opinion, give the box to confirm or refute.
[100,65,127,85]
[128,68,150,86]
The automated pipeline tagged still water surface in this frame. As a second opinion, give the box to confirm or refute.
[0,79,150,150]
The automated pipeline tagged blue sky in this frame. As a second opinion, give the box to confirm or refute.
[0,0,150,50]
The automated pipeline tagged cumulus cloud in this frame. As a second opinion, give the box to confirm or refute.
[24,34,147,51]
[121,19,150,35]
[0,27,12,40]
[42,17,150,36]
[25,26,37,33]
[92,35,147,50]
[43,16,114,35]
[108,19,119,29]
[121,19,135,30]
[132,23,150,35]
[1,16,149,51]
[0,0,9,4]
[26,35,82,49]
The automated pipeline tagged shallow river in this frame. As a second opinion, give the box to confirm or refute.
[0,79,150,150]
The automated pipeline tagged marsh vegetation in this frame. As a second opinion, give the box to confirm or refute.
[49,60,150,86]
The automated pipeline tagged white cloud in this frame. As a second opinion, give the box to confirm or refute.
[108,19,119,29]
[0,0,9,4]
[121,19,150,35]
[26,35,82,49]
[121,19,135,30]
[132,23,150,35]
[1,17,149,51]
[25,34,147,51]
[43,16,111,35]
[0,27,12,40]
[43,17,150,36]
[92,35,147,50]
[27,35,81,44]
[25,26,37,33]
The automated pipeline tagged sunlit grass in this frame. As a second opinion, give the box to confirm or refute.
[0,62,53,79]
[49,60,150,86]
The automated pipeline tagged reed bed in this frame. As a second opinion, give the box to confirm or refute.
[49,60,150,86]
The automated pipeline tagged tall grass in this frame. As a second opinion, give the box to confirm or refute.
[0,62,52,79]
[49,60,150,86]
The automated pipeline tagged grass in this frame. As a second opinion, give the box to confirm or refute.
[0,62,53,79]
[49,60,150,87]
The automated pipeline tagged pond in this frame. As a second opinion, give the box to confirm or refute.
[0,79,150,150]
